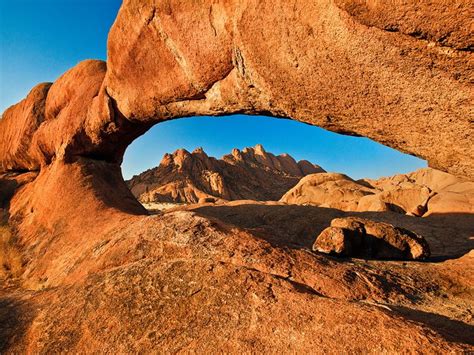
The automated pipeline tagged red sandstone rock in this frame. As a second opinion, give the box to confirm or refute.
[0,1,472,352]
[366,168,474,216]
[335,0,473,50]
[280,173,374,211]
[282,168,474,217]
[0,83,51,171]
[104,0,474,180]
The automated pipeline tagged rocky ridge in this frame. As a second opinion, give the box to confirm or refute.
[127,144,324,203]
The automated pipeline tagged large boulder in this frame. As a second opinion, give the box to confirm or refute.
[365,168,474,216]
[313,217,431,260]
[280,173,374,211]
[357,186,432,216]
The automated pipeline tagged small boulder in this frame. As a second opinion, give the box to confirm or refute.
[313,227,360,256]
[313,217,430,260]
[198,196,217,204]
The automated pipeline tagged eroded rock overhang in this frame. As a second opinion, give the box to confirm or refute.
[1,0,473,180]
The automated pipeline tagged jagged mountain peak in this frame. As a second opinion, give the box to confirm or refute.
[127,145,325,204]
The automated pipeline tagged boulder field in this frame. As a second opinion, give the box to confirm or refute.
[0,0,473,352]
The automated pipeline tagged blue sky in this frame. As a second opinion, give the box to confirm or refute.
[0,0,426,180]
[0,0,121,112]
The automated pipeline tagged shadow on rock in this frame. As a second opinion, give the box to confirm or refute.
[190,204,474,260]
[0,296,34,352]
[392,305,474,346]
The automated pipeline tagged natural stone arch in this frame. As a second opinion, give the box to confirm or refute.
[105,0,473,179]
[0,3,473,351]
[0,0,472,240]
[1,0,473,183]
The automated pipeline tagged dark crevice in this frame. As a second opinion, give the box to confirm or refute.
[457,45,474,52]
[145,8,157,26]
[0,169,39,176]
[209,6,217,37]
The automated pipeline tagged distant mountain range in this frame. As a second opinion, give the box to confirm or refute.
[126,145,474,217]
[126,144,325,203]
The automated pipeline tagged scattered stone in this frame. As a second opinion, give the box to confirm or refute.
[198,197,217,204]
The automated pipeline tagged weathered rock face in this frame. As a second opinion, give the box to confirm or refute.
[334,0,473,51]
[0,83,51,172]
[105,0,474,180]
[364,168,474,216]
[280,173,374,211]
[127,145,324,203]
[1,1,472,180]
[313,217,431,260]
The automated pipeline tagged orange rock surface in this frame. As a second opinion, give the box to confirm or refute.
[0,0,473,352]
[281,168,474,217]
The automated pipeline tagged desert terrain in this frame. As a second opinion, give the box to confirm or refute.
[0,0,473,352]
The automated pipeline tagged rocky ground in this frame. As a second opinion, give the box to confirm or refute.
[1,199,472,352]
[0,157,473,352]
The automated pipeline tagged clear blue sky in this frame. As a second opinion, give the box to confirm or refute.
[0,0,426,180]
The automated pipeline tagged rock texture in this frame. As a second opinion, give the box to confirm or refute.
[1,191,474,352]
[0,0,473,352]
[280,173,374,211]
[281,168,474,217]
[313,217,430,260]
[127,145,324,203]
[365,168,474,216]
[105,0,474,180]
[0,1,472,180]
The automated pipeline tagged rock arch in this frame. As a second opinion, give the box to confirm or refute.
[0,2,473,350]
[0,0,472,225]
[1,2,472,263]
[2,1,472,179]
[0,0,472,272]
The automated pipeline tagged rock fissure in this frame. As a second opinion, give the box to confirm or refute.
[209,6,218,37]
